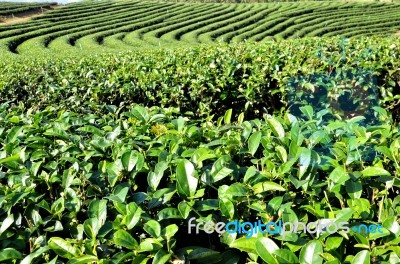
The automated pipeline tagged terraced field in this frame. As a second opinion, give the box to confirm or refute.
[0,2,56,17]
[1,0,400,55]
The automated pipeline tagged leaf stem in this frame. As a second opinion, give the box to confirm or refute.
[324,191,334,213]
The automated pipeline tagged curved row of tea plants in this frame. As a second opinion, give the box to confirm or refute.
[0,2,56,17]
[1,1,400,54]
[0,37,399,123]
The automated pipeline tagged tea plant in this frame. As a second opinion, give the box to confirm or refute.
[0,102,399,263]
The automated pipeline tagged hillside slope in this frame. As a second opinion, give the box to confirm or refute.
[0,0,400,55]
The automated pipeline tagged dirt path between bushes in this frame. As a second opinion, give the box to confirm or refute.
[0,5,60,25]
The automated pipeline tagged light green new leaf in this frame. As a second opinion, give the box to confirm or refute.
[329,167,350,190]
[139,238,163,252]
[48,237,81,259]
[248,131,261,156]
[107,161,123,187]
[351,250,370,264]
[0,248,22,261]
[230,237,257,254]
[383,216,400,236]
[121,151,140,172]
[0,154,21,165]
[276,146,288,163]
[267,118,285,138]
[334,208,354,223]
[255,237,279,264]
[131,106,149,124]
[300,105,314,120]
[148,161,169,190]
[361,167,390,177]
[178,201,192,218]
[0,213,14,236]
[67,255,98,264]
[325,237,344,251]
[299,240,323,264]
[252,181,285,194]
[83,218,98,239]
[224,109,232,125]
[144,220,161,238]
[219,198,235,219]
[113,230,138,250]
[298,148,311,179]
[161,224,178,239]
[309,131,326,146]
[192,148,216,166]
[20,246,49,264]
[176,159,198,198]
[274,249,299,263]
[226,183,248,197]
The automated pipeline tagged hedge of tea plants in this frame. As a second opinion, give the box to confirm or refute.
[1,37,399,122]
[0,2,56,17]
[0,37,399,263]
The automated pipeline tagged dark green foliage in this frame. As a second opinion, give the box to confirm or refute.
[0,102,399,263]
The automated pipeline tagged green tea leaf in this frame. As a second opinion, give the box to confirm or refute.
[0,248,22,261]
[224,109,232,125]
[144,220,161,238]
[88,199,107,227]
[148,161,169,190]
[267,118,285,138]
[252,181,285,194]
[122,151,140,172]
[0,213,14,236]
[274,249,298,264]
[361,167,390,177]
[230,237,257,254]
[131,106,149,124]
[248,131,261,156]
[351,250,370,264]
[67,255,98,264]
[113,230,138,250]
[176,159,198,198]
[124,202,142,230]
[48,237,81,259]
[153,249,171,264]
[299,240,323,264]
[298,148,311,179]
[255,237,279,264]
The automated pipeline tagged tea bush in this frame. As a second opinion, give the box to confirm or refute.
[0,17,400,263]
[1,37,399,121]
[0,101,399,263]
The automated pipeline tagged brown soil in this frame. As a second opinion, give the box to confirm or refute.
[396,31,400,36]
[0,5,60,25]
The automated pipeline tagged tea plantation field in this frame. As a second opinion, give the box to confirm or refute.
[0,2,56,18]
[1,0,400,55]
[0,1,400,264]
